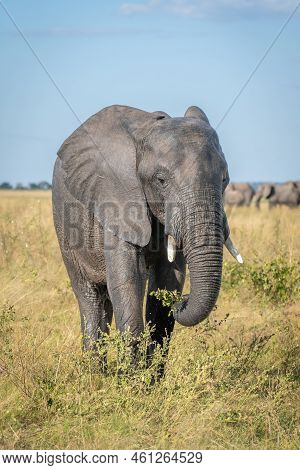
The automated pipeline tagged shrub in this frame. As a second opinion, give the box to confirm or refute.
[249,258,300,305]
[222,261,247,290]
[222,257,300,305]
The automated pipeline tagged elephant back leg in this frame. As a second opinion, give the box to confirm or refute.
[76,282,113,350]
[56,235,113,354]
[76,281,113,372]
[67,254,113,372]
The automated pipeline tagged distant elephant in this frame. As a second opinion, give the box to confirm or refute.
[255,182,300,208]
[224,182,255,207]
[294,181,300,191]
[52,105,242,365]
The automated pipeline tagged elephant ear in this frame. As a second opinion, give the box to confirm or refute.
[57,105,167,247]
[184,106,210,124]
[184,105,227,164]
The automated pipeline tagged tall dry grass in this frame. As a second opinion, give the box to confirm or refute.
[0,191,299,449]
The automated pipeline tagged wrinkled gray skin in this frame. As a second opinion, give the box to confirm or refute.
[224,182,254,207]
[52,105,230,365]
[255,182,300,209]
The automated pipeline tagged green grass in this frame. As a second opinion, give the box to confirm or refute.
[0,191,299,449]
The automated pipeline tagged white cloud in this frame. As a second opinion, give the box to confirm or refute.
[120,0,300,17]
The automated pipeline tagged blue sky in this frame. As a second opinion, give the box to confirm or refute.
[0,0,299,185]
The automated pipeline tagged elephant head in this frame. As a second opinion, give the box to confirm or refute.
[58,105,242,328]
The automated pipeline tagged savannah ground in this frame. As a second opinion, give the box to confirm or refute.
[0,190,299,450]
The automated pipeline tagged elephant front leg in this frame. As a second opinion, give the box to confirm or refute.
[104,232,146,338]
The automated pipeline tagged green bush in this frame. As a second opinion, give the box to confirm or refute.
[222,261,247,290]
[222,258,300,305]
[249,258,300,305]
[81,326,169,387]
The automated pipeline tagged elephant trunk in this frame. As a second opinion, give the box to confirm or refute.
[172,187,224,327]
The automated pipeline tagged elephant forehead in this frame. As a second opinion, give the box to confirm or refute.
[147,120,216,157]
[148,125,224,176]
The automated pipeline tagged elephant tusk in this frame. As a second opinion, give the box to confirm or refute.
[167,235,177,262]
[224,237,243,264]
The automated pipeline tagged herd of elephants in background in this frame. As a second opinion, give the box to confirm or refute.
[1,181,300,209]
[224,181,300,208]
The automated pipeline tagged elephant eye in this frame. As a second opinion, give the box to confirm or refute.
[157,177,165,185]
[223,175,229,186]
[154,171,168,188]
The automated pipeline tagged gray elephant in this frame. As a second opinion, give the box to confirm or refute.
[52,105,242,366]
[294,181,300,191]
[255,182,300,208]
[224,182,255,207]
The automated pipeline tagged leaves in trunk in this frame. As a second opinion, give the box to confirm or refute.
[149,289,183,313]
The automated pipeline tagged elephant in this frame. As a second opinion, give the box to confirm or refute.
[294,181,300,191]
[52,105,243,368]
[224,182,255,207]
[254,182,300,209]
